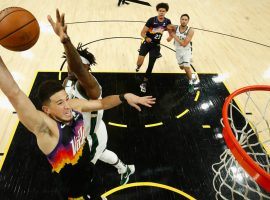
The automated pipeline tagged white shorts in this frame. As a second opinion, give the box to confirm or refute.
[89,120,108,164]
[176,48,192,67]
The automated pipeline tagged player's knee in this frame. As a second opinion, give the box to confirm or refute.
[179,65,184,70]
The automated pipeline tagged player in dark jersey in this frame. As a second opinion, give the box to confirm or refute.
[0,9,156,200]
[136,2,171,93]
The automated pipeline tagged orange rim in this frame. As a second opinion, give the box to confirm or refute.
[222,85,270,192]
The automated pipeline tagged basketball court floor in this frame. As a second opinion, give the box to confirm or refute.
[0,1,270,199]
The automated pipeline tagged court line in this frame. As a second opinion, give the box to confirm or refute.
[194,91,200,102]
[145,122,163,128]
[101,181,196,200]
[176,109,189,119]
[64,20,270,48]
[202,125,211,128]
[108,122,127,128]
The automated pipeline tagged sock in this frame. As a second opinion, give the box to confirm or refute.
[99,149,126,174]
[113,159,127,174]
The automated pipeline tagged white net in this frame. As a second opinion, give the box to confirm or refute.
[212,88,270,200]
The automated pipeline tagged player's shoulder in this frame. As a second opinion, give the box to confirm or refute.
[165,17,172,23]
[188,27,194,33]
[147,16,156,22]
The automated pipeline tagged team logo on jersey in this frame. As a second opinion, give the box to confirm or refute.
[153,27,164,33]
[71,125,86,156]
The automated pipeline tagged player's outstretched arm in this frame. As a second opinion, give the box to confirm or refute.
[48,9,100,99]
[69,93,156,112]
[0,56,49,137]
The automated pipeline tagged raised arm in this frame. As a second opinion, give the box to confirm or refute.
[48,9,100,99]
[0,56,49,137]
[69,93,156,112]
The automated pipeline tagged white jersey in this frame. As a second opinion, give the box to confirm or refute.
[64,78,103,134]
[64,77,107,164]
[174,26,192,50]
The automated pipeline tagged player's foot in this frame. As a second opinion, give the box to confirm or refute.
[136,66,140,72]
[157,53,162,59]
[120,165,135,185]
[118,0,121,6]
[188,83,194,93]
[192,73,200,85]
[140,82,147,93]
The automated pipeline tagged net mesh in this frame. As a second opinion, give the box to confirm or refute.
[212,88,270,200]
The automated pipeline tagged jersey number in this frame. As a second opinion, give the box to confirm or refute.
[154,34,161,40]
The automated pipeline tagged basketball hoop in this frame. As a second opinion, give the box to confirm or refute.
[212,85,270,199]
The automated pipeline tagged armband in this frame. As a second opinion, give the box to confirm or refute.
[119,94,127,103]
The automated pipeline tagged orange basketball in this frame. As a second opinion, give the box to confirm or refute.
[0,7,40,51]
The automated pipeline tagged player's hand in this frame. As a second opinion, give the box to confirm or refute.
[145,37,152,43]
[47,9,69,43]
[170,31,176,37]
[124,93,156,111]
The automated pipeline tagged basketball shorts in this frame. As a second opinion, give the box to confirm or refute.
[89,120,108,164]
[176,48,192,67]
[139,41,160,58]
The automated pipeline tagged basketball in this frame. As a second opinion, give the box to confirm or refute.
[0,7,40,51]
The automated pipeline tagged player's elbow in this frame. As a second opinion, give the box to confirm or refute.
[141,30,147,37]
[7,87,21,101]
[86,85,101,100]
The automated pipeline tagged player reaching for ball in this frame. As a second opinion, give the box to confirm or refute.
[0,8,156,199]
[167,14,199,93]
[56,18,136,188]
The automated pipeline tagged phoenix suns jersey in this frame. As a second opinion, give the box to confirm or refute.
[145,16,171,43]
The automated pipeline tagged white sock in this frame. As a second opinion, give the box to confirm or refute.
[99,149,126,174]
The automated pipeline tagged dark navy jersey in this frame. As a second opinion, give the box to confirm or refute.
[46,111,94,197]
[145,16,171,43]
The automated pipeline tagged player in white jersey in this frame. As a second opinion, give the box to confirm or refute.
[62,43,135,185]
[167,14,199,93]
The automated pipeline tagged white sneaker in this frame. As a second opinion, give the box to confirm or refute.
[140,83,147,93]
[192,73,200,85]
